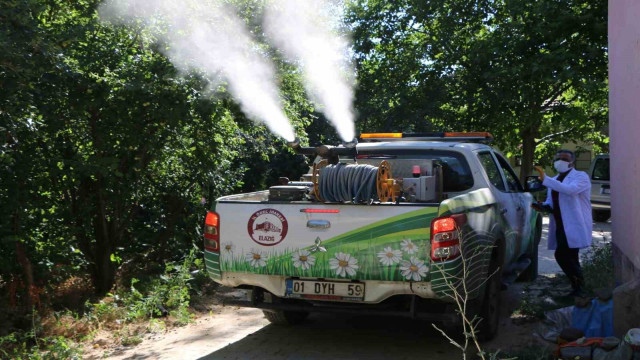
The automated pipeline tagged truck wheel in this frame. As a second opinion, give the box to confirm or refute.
[593,209,611,222]
[519,221,541,282]
[475,258,501,341]
[262,310,309,325]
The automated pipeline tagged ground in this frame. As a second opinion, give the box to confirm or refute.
[84,217,611,360]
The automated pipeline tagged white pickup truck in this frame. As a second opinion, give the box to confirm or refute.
[203,132,542,340]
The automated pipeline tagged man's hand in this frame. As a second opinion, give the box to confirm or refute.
[531,202,544,212]
[531,201,552,213]
[534,166,545,181]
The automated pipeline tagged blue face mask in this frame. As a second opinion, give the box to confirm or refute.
[554,160,572,173]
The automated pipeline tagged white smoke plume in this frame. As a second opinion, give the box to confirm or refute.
[264,0,356,142]
[99,0,296,141]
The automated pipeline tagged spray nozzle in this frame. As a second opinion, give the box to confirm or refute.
[342,137,358,149]
[286,137,301,149]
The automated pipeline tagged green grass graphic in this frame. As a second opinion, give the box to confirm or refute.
[221,235,432,282]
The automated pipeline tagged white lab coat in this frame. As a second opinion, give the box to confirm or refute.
[542,169,593,250]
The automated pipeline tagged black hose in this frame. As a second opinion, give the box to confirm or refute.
[318,163,379,203]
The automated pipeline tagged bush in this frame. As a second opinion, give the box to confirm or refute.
[84,248,200,327]
[122,249,196,323]
[0,332,82,360]
[582,242,614,293]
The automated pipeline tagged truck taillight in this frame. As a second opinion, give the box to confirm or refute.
[204,211,220,252]
[430,214,466,261]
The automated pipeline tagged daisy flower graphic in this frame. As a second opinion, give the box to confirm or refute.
[292,250,316,270]
[222,243,235,254]
[399,257,428,281]
[329,252,359,277]
[245,251,268,268]
[400,239,418,255]
[377,247,402,266]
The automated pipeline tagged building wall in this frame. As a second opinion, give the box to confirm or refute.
[609,0,640,282]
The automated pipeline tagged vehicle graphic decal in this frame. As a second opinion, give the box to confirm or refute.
[220,207,440,282]
[247,208,289,246]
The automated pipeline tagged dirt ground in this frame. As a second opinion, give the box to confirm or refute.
[84,218,611,360]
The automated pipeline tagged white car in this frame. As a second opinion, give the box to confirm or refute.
[589,154,610,222]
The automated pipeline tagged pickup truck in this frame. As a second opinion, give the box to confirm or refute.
[203,132,542,340]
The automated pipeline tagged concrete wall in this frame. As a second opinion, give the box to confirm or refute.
[609,0,640,283]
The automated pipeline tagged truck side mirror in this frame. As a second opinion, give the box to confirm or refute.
[525,176,546,192]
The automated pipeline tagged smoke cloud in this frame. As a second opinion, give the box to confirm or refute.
[264,0,356,142]
[99,0,296,141]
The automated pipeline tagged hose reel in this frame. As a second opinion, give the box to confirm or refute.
[312,160,401,203]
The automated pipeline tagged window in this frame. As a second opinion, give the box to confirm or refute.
[478,152,505,191]
[351,150,474,192]
[495,154,523,192]
[592,158,610,181]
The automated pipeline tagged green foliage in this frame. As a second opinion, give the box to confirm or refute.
[0,332,82,360]
[119,331,142,347]
[347,0,608,180]
[582,242,614,292]
[84,249,199,326]
[513,291,546,319]
[123,250,196,322]
[1,0,312,301]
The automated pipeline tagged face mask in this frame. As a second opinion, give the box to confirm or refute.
[554,160,572,173]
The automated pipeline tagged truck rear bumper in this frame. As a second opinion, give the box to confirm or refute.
[216,272,443,304]
[223,289,458,325]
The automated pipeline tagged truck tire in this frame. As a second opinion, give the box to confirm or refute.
[475,256,501,341]
[262,310,309,325]
[519,220,541,282]
[593,209,611,222]
[444,252,502,342]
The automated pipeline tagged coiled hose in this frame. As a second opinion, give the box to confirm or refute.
[318,163,379,203]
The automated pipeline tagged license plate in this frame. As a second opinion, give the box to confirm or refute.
[602,188,610,194]
[285,279,365,301]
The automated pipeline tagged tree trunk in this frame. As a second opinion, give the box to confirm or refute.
[92,183,117,295]
[92,240,116,295]
[520,128,537,185]
[92,217,117,295]
[14,212,36,311]
[15,241,35,311]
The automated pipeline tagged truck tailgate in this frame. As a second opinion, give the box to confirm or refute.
[215,203,438,282]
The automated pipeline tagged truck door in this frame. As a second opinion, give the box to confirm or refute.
[476,151,519,264]
[494,153,533,259]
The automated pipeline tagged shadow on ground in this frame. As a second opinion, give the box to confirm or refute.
[198,312,457,360]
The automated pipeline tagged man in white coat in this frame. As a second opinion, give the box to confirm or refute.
[533,149,592,296]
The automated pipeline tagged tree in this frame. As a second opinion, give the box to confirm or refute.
[347,0,608,180]
[1,0,312,297]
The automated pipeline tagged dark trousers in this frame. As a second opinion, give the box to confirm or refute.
[554,228,584,290]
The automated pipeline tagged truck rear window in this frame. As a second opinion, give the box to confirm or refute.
[592,158,609,181]
[345,150,474,192]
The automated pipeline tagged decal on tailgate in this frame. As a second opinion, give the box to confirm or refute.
[247,208,289,246]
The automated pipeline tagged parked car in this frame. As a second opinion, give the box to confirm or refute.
[589,154,610,222]
[203,132,543,341]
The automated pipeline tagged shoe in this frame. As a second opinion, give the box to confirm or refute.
[568,276,587,298]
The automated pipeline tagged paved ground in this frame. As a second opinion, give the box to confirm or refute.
[88,216,612,360]
[538,216,612,274]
